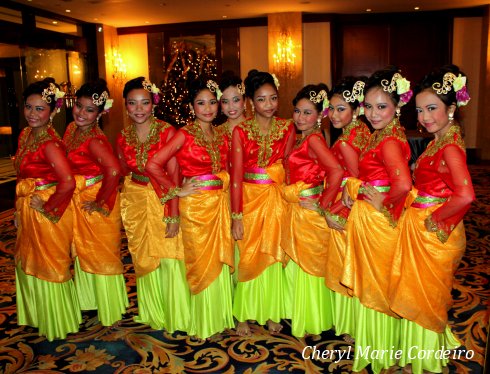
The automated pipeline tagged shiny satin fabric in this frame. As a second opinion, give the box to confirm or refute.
[281,181,328,277]
[72,176,124,275]
[342,197,401,318]
[237,161,286,282]
[120,176,184,277]
[179,170,234,294]
[390,204,466,333]
[15,179,73,283]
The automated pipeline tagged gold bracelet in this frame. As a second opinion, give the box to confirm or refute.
[163,216,180,224]
[160,187,182,204]
[231,212,243,220]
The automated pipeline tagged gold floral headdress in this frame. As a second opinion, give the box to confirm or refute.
[381,72,412,106]
[142,79,161,104]
[271,73,280,89]
[237,83,245,96]
[309,90,329,116]
[41,83,65,112]
[206,80,222,100]
[432,72,470,107]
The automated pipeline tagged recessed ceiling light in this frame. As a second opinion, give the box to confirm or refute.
[223,15,228,18]
[414,6,420,10]
[52,21,58,24]
[94,18,98,21]
[366,8,372,12]
[145,21,150,24]
[65,9,71,13]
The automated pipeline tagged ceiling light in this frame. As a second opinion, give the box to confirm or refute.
[98,26,103,32]
[414,6,420,10]
[52,21,58,24]
[145,21,150,24]
[65,10,71,13]
[222,15,228,18]
[366,8,372,12]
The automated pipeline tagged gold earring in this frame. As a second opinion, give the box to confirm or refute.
[395,107,401,118]
[316,118,322,129]
[448,111,454,122]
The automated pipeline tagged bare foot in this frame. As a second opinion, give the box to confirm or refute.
[342,334,355,344]
[236,321,251,337]
[207,332,223,342]
[267,319,283,334]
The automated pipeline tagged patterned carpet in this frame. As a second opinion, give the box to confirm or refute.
[0,165,488,374]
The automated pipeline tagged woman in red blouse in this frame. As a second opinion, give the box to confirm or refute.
[116,77,190,332]
[389,65,475,374]
[325,76,370,339]
[231,70,295,336]
[145,77,234,340]
[64,79,128,327]
[341,66,412,373]
[219,72,246,136]
[281,83,343,337]
[14,79,81,340]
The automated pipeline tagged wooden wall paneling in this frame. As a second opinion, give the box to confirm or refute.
[220,27,240,76]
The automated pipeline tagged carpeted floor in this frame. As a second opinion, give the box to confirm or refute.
[0,165,488,374]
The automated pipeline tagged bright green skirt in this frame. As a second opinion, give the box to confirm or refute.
[74,257,128,326]
[134,259,190,332]
[398,319,461,374]
[188,265,234,339]
[333,292,360,338]
[16,262,82,341]
[287,261,334,337]
[233,262,287,325]
[352,302,401,373]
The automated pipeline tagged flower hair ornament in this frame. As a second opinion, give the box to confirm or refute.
[432,72,471,107]
[381,72,413,107]
[271,73,280,89]
[42,83,65,113]
[92,91,113,112]
[142,79,161,104]
[309,90,329,117]
[343,81,365,115]
[206,80,222,100]
[237,83,245,96]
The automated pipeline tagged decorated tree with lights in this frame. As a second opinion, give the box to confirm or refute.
[155,41,218,127]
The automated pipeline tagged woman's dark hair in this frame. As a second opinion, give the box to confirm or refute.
[219,71,243,93]
[123,76,151,99]
[22,78,59,112]
[292,83,329,112]
[414,64,467,107]
[76,79,110,113]
[365,65,404,106]
[244,69,277,99]
[187,76,217,104]
[329,76,368,110]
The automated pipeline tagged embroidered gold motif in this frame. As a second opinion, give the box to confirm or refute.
[360,118,406,159]
[64,122,105,152]
[121,119,171,173]
[333,120,370,153]
[14,126,58,172]
[183,121,225,173]
[238,117,291,167]
[414,125,465,170]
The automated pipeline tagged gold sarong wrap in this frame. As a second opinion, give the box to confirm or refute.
[71,175,123,275]
[324,190,350,296]
[15,179,73,283]
[120,176,184,277]
[179,170,233,295]
[390,204,466,333]
[344,177,363,201]
[238,161,286,282]
[342,198,400,317]
[281,181,328,277]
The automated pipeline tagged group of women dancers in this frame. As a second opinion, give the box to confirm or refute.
[13,63,475,374]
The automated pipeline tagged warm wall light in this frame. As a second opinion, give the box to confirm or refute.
[112,48,127,84]
[272,31,297,79]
